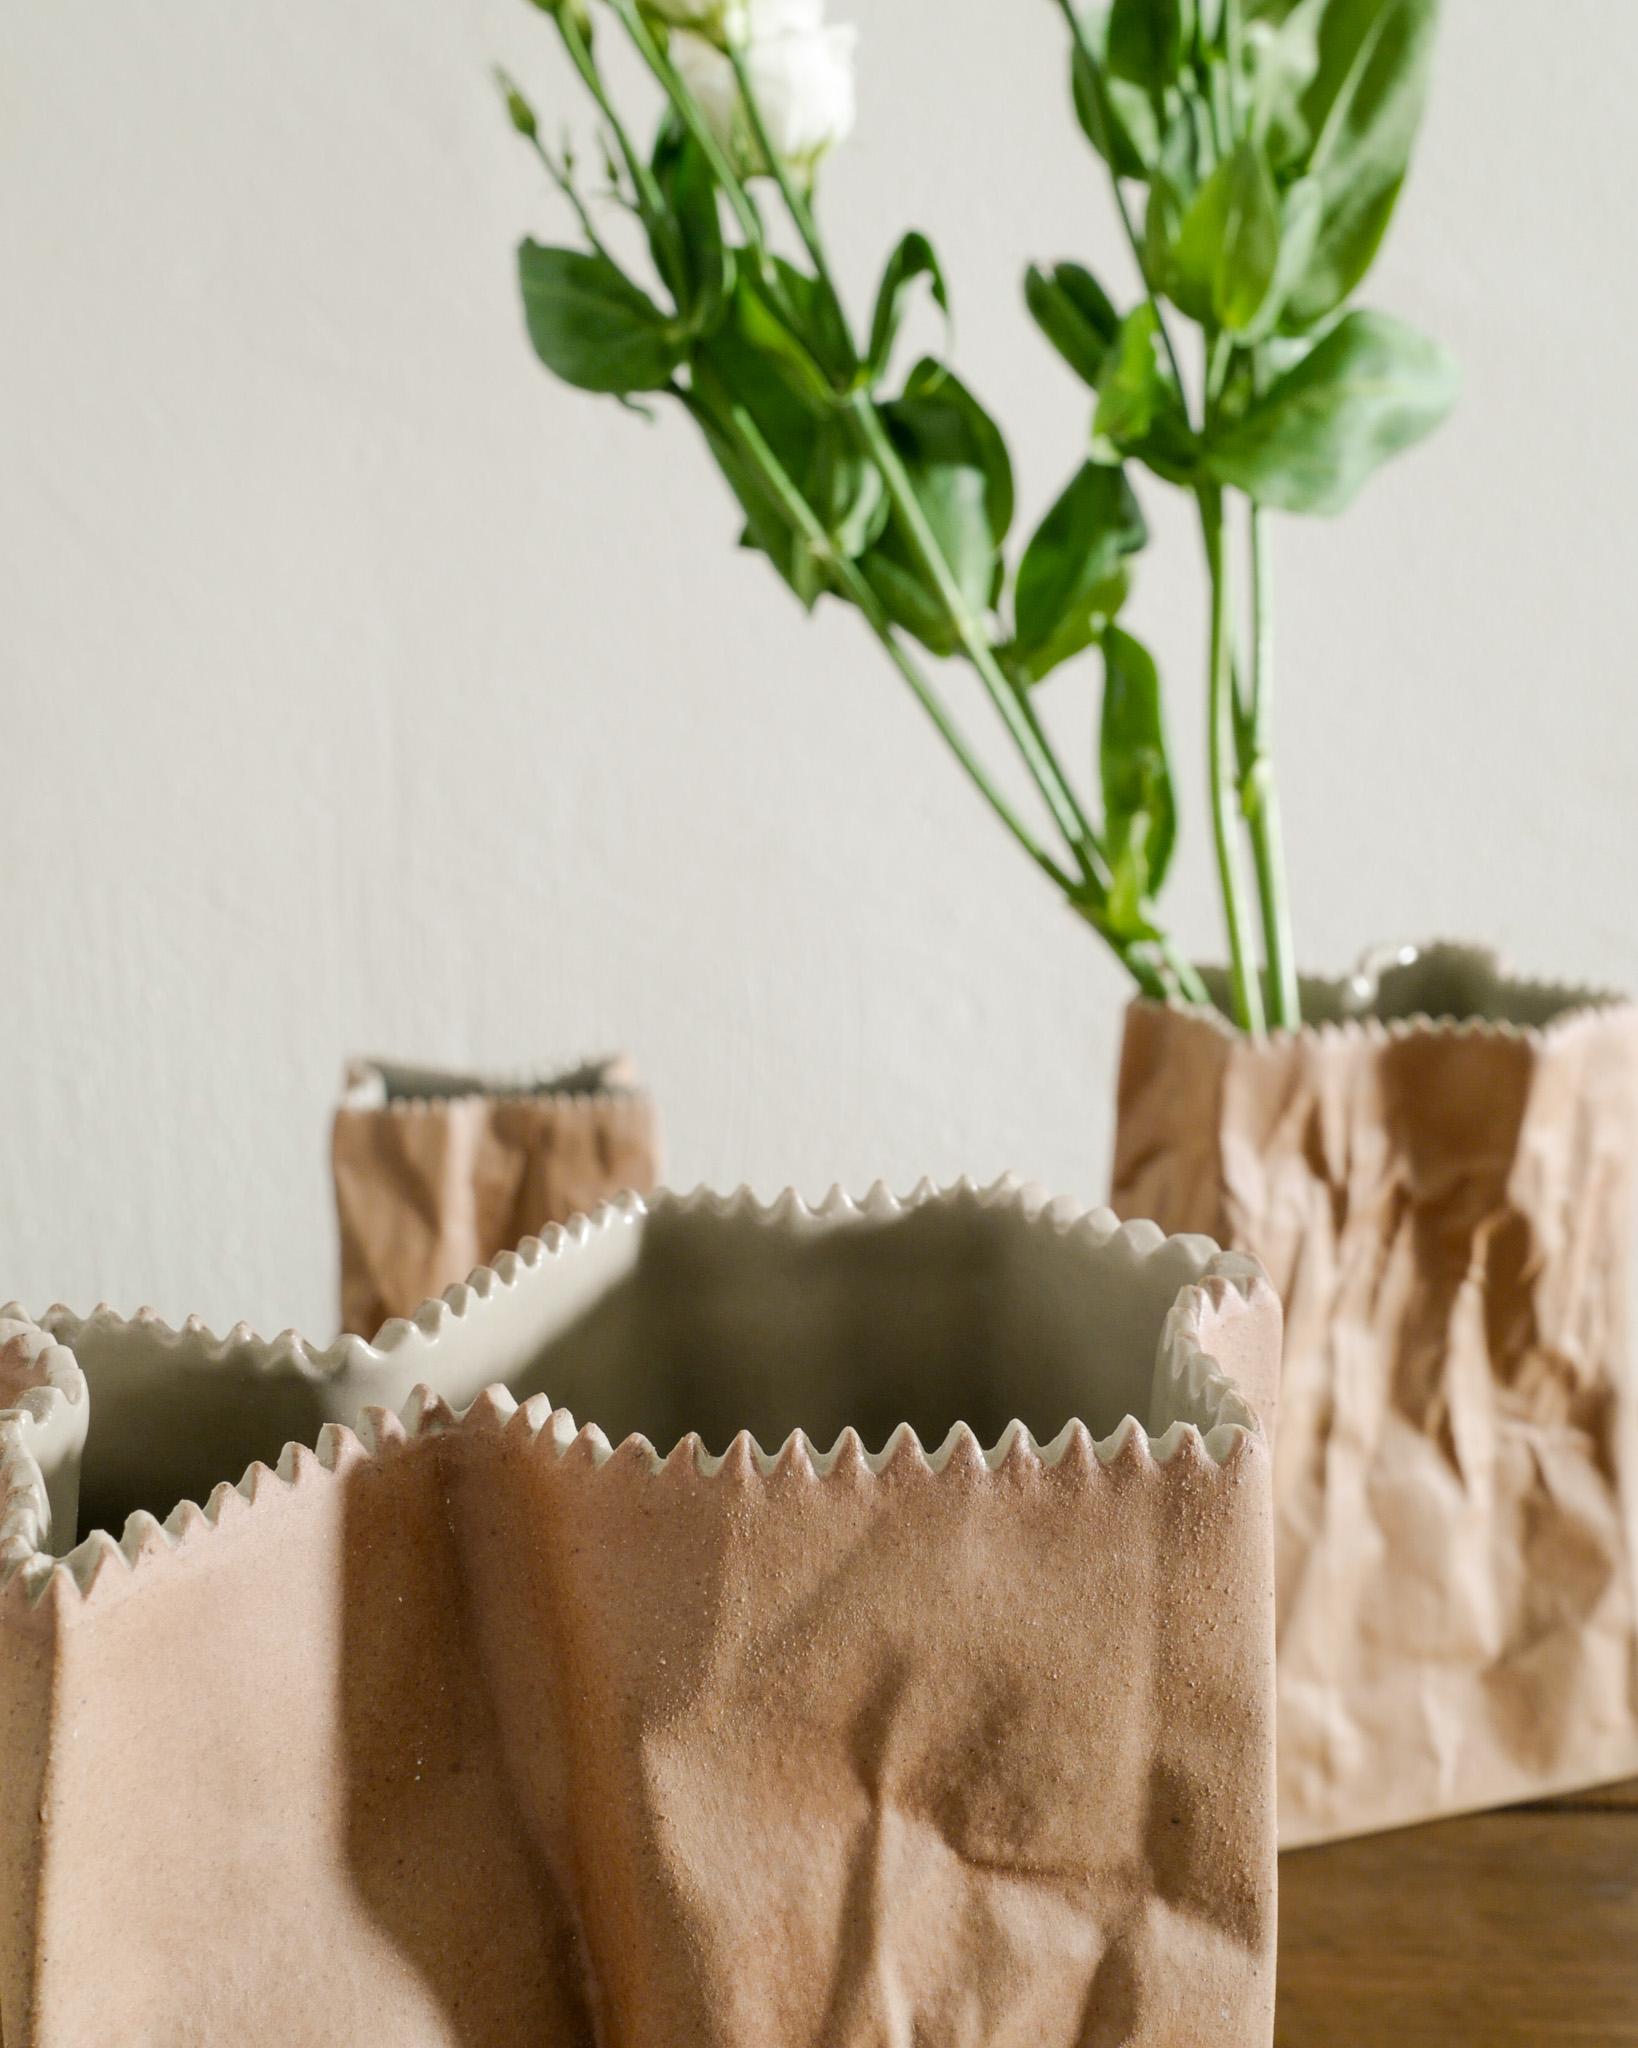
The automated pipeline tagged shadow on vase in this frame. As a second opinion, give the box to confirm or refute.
[338,1444,594,2045]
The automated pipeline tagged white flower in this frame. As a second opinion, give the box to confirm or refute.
[673,10,856,177]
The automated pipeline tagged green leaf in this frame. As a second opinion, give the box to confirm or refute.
[1204,308,1457,513]
[862,362,1015,653]
[776,257,857,385]
[652,121,730,333]
[518,242,685,395]
[1142,172,1196,319]
[1025,262,1121,390]
[735,266,840,408]
[1099,625,1177,934]
[1093,306,1166,445]
[1093,308,1198,484]
[1216,143,1283,332]
[1012,463,1147,681]
[1247,174,1323,339]
[1285,0,1441,327]
[806,417,888,561]
[1170,140,1282,333]
[1168,78,1220,192]
[1107,0,1187,91]
[690,275,833,600]
[1248,0,1325,168]
[698,280,826,465]
[899,359,1015,545]
[1071,7,1162,176]
[694,413,807,601]
[866,232,950,387]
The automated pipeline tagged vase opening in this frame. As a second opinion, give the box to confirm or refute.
[458,1194,1237,1461]
[36,1188,1257,1551]
[1190,942,1626,1032]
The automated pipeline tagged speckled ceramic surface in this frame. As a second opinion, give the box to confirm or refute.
[1114,943,1638,1848]
[0,1182,1280,2047]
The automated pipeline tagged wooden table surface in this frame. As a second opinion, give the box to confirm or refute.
[1276,1780,1638,2044]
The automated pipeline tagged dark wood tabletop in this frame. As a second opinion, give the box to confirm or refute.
[1276,1780,1638,2044]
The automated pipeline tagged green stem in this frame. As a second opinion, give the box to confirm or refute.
[605,1,833,362]
[846,390,1109,894]
[1161,943,1212,1008]
[1002,654,1110,869]
[1051,0,1192,421]
[688,388,1077,896]
[522,131,620,269]
[605,0,765,246]
[1206,327,1235,406]
[730,45,1133,928]
[1243,766,1296,1028]
[1247,497,1272,744]
[1199,485,1264,1035]
[552,8,666,224]
[725,42,853,347]
[606,0,1182,993]
[1242,501,1299,1026]
[713,47,1109,894]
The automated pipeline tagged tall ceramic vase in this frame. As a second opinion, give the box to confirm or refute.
[1111,943,1638,1847]
[0,1183,1281,2047]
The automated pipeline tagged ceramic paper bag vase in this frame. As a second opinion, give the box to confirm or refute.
[1111,944,1638,1847]
[0,1184,1280,2048]
[332,1052,661,1335]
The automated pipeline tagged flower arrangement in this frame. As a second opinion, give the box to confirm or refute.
[501,0,1454,1034]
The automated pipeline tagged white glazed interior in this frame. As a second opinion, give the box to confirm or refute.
[3,1181,1264,1574]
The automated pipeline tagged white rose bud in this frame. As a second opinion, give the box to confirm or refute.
[673,10,856,177]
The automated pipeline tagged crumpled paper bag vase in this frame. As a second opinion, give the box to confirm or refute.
[332,1053,661,1336]
[0,1183,1280,2047]
[1112,943,1638,1848]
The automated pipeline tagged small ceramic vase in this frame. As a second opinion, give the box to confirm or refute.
[332,1052,661,1335]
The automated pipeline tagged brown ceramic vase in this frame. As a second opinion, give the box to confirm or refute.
[0,1182,1279,2047]
[332,1053,661,1337]
[1111,943,1638,1847]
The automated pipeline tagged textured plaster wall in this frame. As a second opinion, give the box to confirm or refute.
[2,1,1634,1337]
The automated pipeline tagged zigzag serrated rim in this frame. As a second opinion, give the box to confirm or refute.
[0,1317,90,1584]
[0,1179,1271,1608]
[1138,940,1636,1050]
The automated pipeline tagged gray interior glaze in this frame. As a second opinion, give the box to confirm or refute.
[50,1194,1230,1542]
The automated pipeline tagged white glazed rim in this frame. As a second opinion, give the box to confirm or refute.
[1137,940,1635,1050]
[0,1318,89,1577]
[0,1179,1271,1606]
[339,1052,651,1114]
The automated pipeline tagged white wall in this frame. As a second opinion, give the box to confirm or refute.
[2,1,1635,1339]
